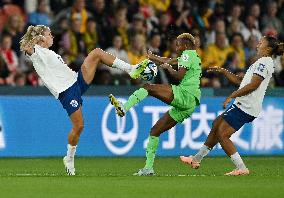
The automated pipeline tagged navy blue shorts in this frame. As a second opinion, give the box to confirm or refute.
[222,104,256,131]
[58,69,90,116]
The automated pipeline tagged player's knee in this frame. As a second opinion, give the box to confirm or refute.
[216,130,228,141]
[150,127,161,137]
[74,122,84,133]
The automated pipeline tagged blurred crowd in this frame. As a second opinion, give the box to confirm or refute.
[0,0,284,87]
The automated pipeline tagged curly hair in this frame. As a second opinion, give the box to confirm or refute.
[19,25,49,51]
[177,33,196,48]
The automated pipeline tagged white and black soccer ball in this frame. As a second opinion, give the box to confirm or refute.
[140,61,158,81]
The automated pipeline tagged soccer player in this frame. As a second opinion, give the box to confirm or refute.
[109,33,202,176]
[180,36,284,176]
[19,25,148,175]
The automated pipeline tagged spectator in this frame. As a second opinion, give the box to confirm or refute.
[228,33,246,69]
[156,12,172,52]
[145,6,159,35]
[2,14,25,56]
[125,0,140,22]
[61,18,87,63]
[226,4,245,33]
[227,19,242,38]
[0,54,10,85]
[168,0,193,34]
[27,0,51,26]
[127,33,147,64]
[202,32,230,68]
[83,18,101,53]
[261,1,283,37]
[88,0,109,47]
[53,0,91,33]
[0,33,19,74]
[248,3,261,30]
[147,32,161,55]
[50,17,69,53]
[163,38,178,58]
[241,15,262,42]
[205,19,226,45]
[14,72,26,86]
[140,0,171,12]
[244,35,258,64]
[128,13,146,40]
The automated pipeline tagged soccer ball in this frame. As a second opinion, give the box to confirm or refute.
[140,61,158,81]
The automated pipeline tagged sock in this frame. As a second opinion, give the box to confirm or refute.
[67,144,77,159]
[123,88,148,112]
[112,57,133,74]
[145,136,159,169]
[193,144,211,162]
[230,152,247,170]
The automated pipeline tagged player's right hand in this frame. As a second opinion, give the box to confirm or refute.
[207,66,225,73]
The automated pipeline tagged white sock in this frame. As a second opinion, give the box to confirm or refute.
[230,152,247,170]
[193,145,211,162]
[112,57,133,74]
[67,144,77,159]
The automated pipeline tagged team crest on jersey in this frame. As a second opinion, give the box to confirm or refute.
[257,63,265,72]
[70,100,78,108]
[181,54,189,61]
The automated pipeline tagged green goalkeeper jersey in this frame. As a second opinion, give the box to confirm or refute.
[176,50,201,104]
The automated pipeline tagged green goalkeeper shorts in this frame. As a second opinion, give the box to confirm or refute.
[169,85,198,123]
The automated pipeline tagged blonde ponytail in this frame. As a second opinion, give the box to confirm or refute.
[20,25,49,51]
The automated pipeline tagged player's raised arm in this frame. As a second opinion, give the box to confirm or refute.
[147,50,178,65]
[159,63,186,81]
[207,66,243,86]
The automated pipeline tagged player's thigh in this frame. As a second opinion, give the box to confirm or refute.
[80,49,101,84]
[70,107,84,131]
[143,83,174,104]
[150,111,178,136]
[216,117,236,140]
[169,105,195,124]
[211,114,223,134]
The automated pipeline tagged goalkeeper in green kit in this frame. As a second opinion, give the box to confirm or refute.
[109,33,202,176]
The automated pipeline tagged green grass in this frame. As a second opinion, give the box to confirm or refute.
[0,157,283,198]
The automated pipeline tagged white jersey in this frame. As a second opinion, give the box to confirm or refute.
[234,57,274,117]
[28,45,77,98]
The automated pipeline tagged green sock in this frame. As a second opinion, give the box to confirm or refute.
[145,136,159,169]
[123,88,148,112]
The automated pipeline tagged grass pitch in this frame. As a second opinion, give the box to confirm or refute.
[0,157,283,198]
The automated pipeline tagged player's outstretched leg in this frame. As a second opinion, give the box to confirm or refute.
[109,84,174,117]
[81,48,149,85]
[109,87,148,117]
[180,115,223,169]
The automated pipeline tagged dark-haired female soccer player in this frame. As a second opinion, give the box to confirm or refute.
[109,33,202,176]
[180,36,284,176]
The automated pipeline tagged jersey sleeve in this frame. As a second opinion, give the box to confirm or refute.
[178,52,192,70]
[253,61,269,79]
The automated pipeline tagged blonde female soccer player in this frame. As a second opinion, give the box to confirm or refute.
[20,25,148,175]
[180,36,284,176]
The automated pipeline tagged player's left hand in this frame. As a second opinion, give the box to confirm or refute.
[223,96,232,109]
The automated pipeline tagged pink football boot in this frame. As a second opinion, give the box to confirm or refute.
[180,155,200,169]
